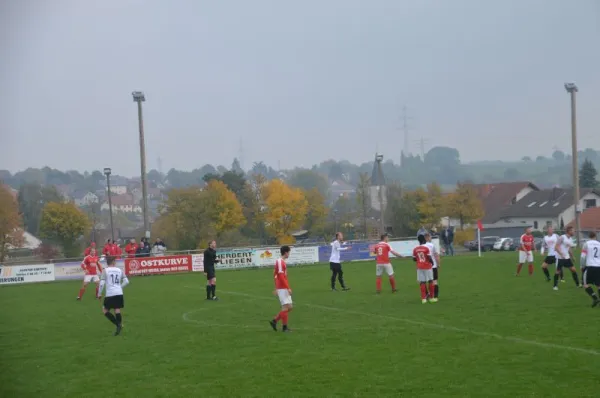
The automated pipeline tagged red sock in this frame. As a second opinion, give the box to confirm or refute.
[95,285,99,297]
[528,264,534,275]
[389,276,396,290]
[420,284,427,299]
[428,281,435,297]
[275,310,285,322]
[376,277,382,291]
[516,264,523,275]
[78,288,85,298]
[281,310,289,326]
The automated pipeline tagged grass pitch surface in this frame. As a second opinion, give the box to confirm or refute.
[1,252,598,397]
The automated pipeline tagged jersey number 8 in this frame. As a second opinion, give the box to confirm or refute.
[377,247,383,255]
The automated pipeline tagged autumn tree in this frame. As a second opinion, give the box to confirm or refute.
[263,179,308,244]
[304,188,328,236]
[18,183,63,235]
[153,181,246,250]
[355,172,371,237]
[39,202,90,258]
[414,182,444,229]
[445,182,484,230]
[0,186,25,262]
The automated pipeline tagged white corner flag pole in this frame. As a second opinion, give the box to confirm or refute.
[477,227,482,258]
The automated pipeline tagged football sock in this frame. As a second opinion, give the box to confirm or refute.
[389,276,396,290]
[571,271,580,286]
[528,264,534,275]
[434,284,439,298]
[206,285,211,299]
[560,269,564,280]
[542,268,550,279]
[104,312,118,325]
[95,285,99,297]
[211,285,216,297]
[78,288,85,298]
[584,286,598,299]
[553,274,559,287]
[428,281,435,298]
[115,313,122,325]
[376,277,382,291]
[275,310,286,322]
[419,283,427,300]
[281,310,289,326]
[516,264,523,275]
[331,272,336,289]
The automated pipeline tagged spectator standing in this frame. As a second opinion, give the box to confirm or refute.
[442,226,455,256]
[102,239,113,257]
[136,241,151,257]
[125,239,138,258]
[152,238,167,257]
[417,226,428,241]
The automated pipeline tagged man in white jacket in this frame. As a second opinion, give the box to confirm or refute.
[329,232,351,291]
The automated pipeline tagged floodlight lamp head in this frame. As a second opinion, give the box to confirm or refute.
[103,168,112,176]
[132,91,146,101]
[564,82,578,93]
[376,154,384,162]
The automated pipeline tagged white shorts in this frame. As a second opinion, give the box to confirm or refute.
[84,275,100,283]
[376,263,394,277]
[276,289,293,306]
[518,251,534,263]
[417,269,434,282]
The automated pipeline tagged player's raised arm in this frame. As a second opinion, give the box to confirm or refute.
[390,249,403,258]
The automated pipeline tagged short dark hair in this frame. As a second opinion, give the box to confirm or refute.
[106,256,116,266]
[280,245,291,256]
[418,235,426,244]
[335,232,341,239]
[566,226,574,233]
[589,231,597,239]
[380,233,388,241]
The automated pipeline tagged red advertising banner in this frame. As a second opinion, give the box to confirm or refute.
[124,255,192,276]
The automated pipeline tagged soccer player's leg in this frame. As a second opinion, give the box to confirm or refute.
[568,261,581,287]
[209,274,218,300]
[386,264,397,292]
[582,268,600,307]
[78,276,90,300]
[541,257,551,281]
[433,268,439,299]
[94,276,101,299]
[337,264,349,291]
[527,252,534,276]
[417,270,427,303]
[330,262,339,291]
[375,265,384,293]
[270,290,293,332]
[102,297,118,330]
[516,251,525,276]
[553,261,563,290]
[427,270,437,303]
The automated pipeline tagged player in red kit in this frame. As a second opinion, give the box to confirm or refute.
[269,246,293,333]
[516,227,535,276]
[413,235,436,303]
[77,248,103,300]
[373,234,403,294]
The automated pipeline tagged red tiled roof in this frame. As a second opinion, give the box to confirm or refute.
[567,207,600,231]
[108,194,134,206]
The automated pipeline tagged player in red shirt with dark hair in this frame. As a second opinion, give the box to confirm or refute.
[516,227,535,276]
[373,234,403,294]
[269,246,293,333]
[413,235,436,304]
[77,248,103,300]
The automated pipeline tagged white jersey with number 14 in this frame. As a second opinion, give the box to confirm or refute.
[100,266,129,297]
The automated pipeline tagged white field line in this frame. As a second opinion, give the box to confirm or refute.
[183,287,600,356]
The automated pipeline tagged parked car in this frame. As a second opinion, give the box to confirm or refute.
[493,238,515,251]
[466,236,499,252]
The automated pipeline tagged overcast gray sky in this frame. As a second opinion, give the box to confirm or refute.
[1,0,599,176]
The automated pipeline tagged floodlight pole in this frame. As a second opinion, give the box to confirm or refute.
[376,153,385,234]
[565,83,581,247]
[104,168,115,242]
[132,91,150,240]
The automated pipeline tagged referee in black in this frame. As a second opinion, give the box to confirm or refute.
[204,240,220,301]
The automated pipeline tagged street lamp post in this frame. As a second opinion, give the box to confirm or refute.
[564,82,581,247]
[103,168,115,242]
[132,91,150,239]
[375,153,385,234]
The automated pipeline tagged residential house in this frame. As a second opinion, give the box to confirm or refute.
[329,179,355,203]
[7,230,41,250]
[567,206,600,234]
[72,190,99,207]
[106,176,129,195]
[100,194,142,213]
[483,187,600,234]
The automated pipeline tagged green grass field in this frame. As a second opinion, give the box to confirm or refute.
[1,252,598,397]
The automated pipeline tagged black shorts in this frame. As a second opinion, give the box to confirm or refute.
[544,256,556,265]
[433,267,439,281]
[103,295,124,310]
[583,267,600,286]
[556,259,574,270]
[205,270,215,280]
[330,262,342,272]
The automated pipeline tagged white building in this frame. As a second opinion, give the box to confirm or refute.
[100,194,142,213]
[73,191,99,207]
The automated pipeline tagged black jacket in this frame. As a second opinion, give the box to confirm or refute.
[203,248,219,270]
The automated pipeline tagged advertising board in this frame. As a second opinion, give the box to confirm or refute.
[0,264,55,285]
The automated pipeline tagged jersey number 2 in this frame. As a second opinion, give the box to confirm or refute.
[594,247,599,258]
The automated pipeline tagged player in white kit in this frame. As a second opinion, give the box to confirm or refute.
[424,233,441,300]
[580,231,600,307]
[97,256,129,336]
[540,227,559,282]
[553,226,581,290]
